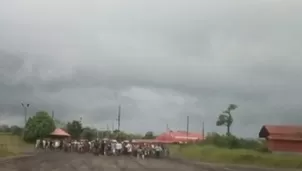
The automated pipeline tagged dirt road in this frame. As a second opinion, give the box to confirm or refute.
[0,152,287,171]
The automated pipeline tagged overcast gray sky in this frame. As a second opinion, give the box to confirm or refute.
[0,0,301,137]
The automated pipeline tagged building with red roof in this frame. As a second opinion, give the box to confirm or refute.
[156,130,203,143]
[259,125,302,153]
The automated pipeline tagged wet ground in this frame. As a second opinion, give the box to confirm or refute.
[0,152,294,171]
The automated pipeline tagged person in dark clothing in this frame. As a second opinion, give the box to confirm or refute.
[49,141,53,151]
[100,140,105,155]
[60,140,63,150]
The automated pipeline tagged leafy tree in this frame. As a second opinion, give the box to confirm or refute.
[66,120,83,139]
[143,131,155,139]
[24,111,56,142]
[216,104,238,136]
[80,127,96,140]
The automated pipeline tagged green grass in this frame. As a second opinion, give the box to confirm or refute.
[169,144,302,169]
[0,133,32,157]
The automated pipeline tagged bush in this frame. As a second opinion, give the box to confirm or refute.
[201,132,267,151]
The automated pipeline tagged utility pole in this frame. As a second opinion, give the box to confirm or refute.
[51,110,54,120]
[21,103,30,138]
[202,121,205,140]
[117,105,121,131]
[21,103,30,125]
[166,123,169,132]
[186,115,189,142]
[106,123,109,131]
[111,120,115,131]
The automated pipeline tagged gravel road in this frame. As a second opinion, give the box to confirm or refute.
[0,152,292,171]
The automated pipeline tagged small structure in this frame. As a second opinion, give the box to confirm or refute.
[156,130,203,143]
[50,128,70,138]
[259,125,302,153]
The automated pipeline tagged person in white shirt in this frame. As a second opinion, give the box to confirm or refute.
[111,142,116,155]
[125,143,132,155]
[115,141,122,155]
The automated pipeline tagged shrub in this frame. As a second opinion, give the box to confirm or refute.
[201,132,267,151]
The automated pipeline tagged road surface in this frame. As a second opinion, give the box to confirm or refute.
[0,152,290,171]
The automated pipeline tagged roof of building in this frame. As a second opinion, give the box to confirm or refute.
[50,128,70,137]
[259,125,302,141]
[156,130,203,142]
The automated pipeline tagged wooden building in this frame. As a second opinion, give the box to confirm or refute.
[259,125,302,153]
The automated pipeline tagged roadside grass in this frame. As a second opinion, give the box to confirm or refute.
[169,144,302,169]
[0,133,32,157]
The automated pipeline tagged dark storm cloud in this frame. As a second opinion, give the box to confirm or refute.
[0,0,302,136]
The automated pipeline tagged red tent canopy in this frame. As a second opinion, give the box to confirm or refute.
[50,128,70,137]
[156,130,203,143]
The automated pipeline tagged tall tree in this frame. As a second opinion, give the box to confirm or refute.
[24,111,55,142]
[216,104,238,136]
[66,120,82,139]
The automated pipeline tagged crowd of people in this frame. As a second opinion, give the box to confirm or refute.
[35,138,170,159]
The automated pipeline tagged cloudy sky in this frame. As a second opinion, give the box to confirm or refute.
[0,0,301,137]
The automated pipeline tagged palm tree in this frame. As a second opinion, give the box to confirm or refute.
[216,104,238,136]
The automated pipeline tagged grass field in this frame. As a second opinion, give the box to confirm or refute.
[0,133,32,157]
[169,144,302,169]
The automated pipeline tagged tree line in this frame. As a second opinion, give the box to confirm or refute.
[1,103,239,144]
[0,110,156,142]
[0,124,23,135]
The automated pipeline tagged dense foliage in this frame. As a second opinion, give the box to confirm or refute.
[66,120,83,139]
